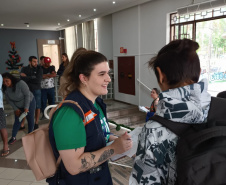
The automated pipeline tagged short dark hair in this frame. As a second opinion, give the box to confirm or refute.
[40,56,45,60]
[217,91,226,99]
[29,56,37,62]
[149,39,200,87]
[2,72,20,92]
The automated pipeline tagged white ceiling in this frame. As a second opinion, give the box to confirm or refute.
[0,0,152,31]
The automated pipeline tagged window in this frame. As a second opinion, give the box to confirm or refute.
[65,26,76,60]
[170,7,226,96]
[94,19,98,51]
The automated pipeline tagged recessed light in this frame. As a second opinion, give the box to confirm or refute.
[93,8,96,12]
[67,19,70,22]
[27,25,30,27]
[113,1,116,4]
[79,15,81,17]
[58,23,60,25]
[1,24,4,26]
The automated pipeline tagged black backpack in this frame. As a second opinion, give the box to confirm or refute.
[150,97,226,185]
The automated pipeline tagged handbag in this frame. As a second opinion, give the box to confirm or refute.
[22,100,85,181]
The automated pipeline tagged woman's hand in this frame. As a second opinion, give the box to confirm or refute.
[109,135,118,142]
[24,109,29,113]
[15,109,21,117]
[111,132,133,154]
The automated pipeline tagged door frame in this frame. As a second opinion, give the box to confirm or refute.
[37,39,63,66]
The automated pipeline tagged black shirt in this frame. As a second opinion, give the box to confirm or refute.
[20,65,43,91]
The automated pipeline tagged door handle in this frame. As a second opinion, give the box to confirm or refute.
[128,73,132,79]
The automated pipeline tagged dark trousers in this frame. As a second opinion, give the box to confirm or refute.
[41,87,55,113]
[12,98,36,138]
[146,111,155,122]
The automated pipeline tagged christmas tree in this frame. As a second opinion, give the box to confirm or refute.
[5,42,23,71]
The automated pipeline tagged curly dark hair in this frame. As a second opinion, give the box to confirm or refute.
[149,39,200,87]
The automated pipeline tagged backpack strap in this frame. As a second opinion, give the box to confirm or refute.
[150,97,226,137]
[186,126,226,149]
[207,97,226,122]
[51,100,86,122]
[150,115,190,137]
[49,100,86,168]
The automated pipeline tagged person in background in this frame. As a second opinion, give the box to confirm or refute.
[41,57,56,119]
[57,53,69,83]
[39,56,45,66]
[130,39,211,184]
[217,91,226,99]
[145,88,160,122]
[59,48,87,87]
[47,50,132,185]
[20,56,43,130]
[2,72,36,145]
[0,74,9,156]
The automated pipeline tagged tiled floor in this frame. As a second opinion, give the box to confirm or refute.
[0,100,140,185]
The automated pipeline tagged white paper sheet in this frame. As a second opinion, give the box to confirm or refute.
[139,106,149,113]
[107,127,143,161]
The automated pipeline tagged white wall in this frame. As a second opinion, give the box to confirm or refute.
[97,15,113,60]
[112,6,140,105]
[112,0,207,106]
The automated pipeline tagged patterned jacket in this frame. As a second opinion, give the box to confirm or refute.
[130,79,211,185]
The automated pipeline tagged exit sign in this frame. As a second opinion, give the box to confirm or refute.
[48,40,55,44]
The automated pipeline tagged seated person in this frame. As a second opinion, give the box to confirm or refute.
[145,88,160,122]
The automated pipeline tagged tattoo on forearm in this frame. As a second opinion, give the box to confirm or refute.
[98,149,114,163]
[91,153,95,159]
[79,152,96,172]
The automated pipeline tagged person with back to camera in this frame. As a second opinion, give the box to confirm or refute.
[145,88,160,122]
[47,50,133,185]
[130,39,212,185]
[2,72,36,145]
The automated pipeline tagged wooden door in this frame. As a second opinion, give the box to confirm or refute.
[118,56,135,95]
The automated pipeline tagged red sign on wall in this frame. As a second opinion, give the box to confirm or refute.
[120,47,124,53]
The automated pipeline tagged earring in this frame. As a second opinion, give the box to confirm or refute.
[82,82,86,86]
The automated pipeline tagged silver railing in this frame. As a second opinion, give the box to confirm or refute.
[136,78,152,92]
